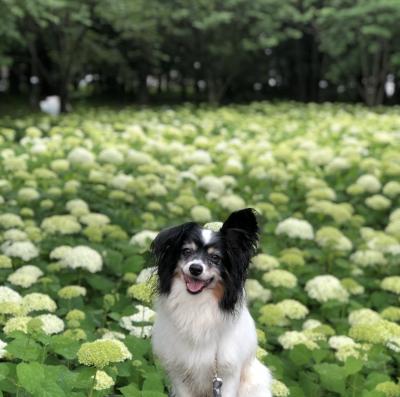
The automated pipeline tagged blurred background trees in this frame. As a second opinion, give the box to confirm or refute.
[1,0,400,111]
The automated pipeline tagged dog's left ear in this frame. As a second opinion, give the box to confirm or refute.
[219,208,259,311]
[220,208,259,254]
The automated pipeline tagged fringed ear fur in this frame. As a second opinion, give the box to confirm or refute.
[219,208,259,311]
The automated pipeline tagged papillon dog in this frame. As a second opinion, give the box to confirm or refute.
[151,208,272,397]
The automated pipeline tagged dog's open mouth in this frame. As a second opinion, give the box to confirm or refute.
[183,274,213,294]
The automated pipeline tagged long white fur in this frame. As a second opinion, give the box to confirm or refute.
[152,272,272,396]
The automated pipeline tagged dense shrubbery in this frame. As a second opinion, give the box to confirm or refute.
[0,102,400,396]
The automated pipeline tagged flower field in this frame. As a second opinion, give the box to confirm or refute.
[0,102,400,397]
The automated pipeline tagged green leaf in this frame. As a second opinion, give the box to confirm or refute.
[49,335,80,360]
[289,345,312,366]
[86,274,115,291]
[141,392,167,397]
[314,363,347,395]
[16,362,45,394]
[16,363,75,397]
[362,391,385,397]
[344,357,363,376]
[124,335,151,358]
[119,384,141,397]
[0,364,10,381]
[142,373,164,392]
[74,367,97,390]
[7,335,42,362]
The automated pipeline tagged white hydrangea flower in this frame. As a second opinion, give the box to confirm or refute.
[302,319,322,330]
[98,148,124,164]
[275,217,314,240]
[278,331,318,350]
[41,215,82,235]
[0,213,24,229]
[66,199,90,216]
[49,245,73,260]
[348,309,381,325]
[316,227,352,251]
[245,279,271,303]
[136,267,157,284]
[251,254,280,271]
[198,176,225,195]
[80,213,110,226]
[190,206,212,223]
[3,229,28,242]
[93,370,115,390]
[219,194,246,212]
[2,240,39,261]
[37,314,65,334]
[120,305,155,325]
[0,339,7,358]
[0,286,22,303]
[130,230,158,250]
[22,293,57,313]
[101,331,126,340]
[61,246,103,273]
[17,187,40,201]
[355,174,381,193]
[67,147,95,165]
[305,275,349,303]
[328,336,356,350]
[350,250,387,267]
[7,265,43,288]
[277,299,309,319]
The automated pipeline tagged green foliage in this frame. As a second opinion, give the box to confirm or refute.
[0,102,399,395]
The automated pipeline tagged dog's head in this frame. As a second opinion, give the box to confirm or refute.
[151,208,259,312]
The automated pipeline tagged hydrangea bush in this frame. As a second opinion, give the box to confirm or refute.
[0,102,400,396]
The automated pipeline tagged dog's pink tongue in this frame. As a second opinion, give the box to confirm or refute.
[186,278,206,293]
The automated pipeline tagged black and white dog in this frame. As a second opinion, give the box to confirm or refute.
[151,208,272,397]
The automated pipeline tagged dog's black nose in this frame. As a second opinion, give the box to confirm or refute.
[189,263,203,276]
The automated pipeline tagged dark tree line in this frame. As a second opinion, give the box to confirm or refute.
[1,0,400,111]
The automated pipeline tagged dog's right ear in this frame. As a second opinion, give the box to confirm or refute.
[151,222,197,295]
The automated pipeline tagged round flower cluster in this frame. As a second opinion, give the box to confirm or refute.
[77,339,132,368]
[276,299,309,320]
[278,331,319,350]
[93,370,115,390]
[190,206,212,223]
[305,275,349,303]
[275,217,314,240]
[37,314,64,334]
[58,285,87,299]
[130,230,158,251]
[61,246,103,273]
[271,379,290,397]
[315,227,352,251]
[381,277,400,295]
[263,270,298,288]
[2,240,39,261]
[348,308,381,325]
[41,215,81,235]
[350,250,387,267]
[7,265,43,288]
[251,254,280,271]
[245,279,271,303]
[22,293,57,313]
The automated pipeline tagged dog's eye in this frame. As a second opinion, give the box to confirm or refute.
[210,254,221,263]
[182,248,193,257]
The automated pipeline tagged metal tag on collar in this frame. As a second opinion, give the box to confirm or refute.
[213,375,223,397]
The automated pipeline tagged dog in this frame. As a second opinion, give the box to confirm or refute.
[151,208,272,397]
